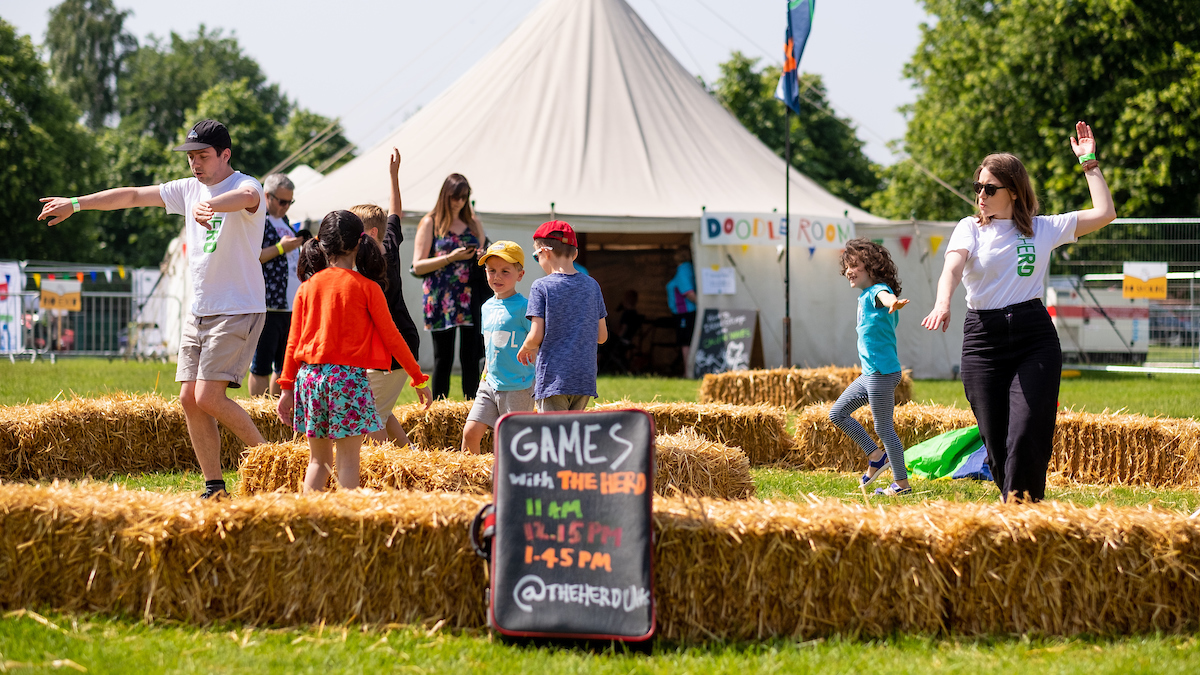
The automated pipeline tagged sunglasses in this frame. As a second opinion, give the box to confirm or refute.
[531,245,553,262]
[972,182,1005,197]
[270,194,295,206]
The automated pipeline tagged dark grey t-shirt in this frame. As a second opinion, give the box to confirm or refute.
[527,272,607,399]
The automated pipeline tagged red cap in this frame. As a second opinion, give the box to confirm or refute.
[533,220,577,247]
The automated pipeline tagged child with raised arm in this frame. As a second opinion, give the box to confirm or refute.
[276,210,432,491]
[350,148,423,446]
[828,238,912,496]
[461,241,536,453]
[517,221,608,412]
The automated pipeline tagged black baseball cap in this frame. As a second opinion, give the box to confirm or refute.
[173,119,231,152]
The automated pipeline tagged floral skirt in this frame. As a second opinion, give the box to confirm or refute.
[293,363,382,439]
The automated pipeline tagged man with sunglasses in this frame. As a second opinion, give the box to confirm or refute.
[249,173,305,397]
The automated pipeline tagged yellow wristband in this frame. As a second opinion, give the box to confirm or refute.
[412,379,429,389]
[276,242,285,255]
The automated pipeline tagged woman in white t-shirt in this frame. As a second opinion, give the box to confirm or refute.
[921,121,1115,502]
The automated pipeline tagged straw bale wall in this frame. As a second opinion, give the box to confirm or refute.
[393,400,485,452]
[5,484,1200,638]
[791,403,1200,488]
[593,400,790,465]
[699,366,914,409]
[238,427,754,500]
[0,394,292,480]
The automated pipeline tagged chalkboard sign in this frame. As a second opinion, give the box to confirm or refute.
[693,308,764,376]
[490,409,656,641]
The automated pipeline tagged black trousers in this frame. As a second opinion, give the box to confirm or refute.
[960,298,1061,502]
[430,326,482,400]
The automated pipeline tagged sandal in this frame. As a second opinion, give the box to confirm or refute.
[874,482,912,496]
[860,453,890,487]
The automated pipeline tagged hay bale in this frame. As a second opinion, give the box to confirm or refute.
[238,441,494,495]
[655,428,755,499]
[240,431,754,500]
[699,366,914,409]
[938,500,1200,635]
[8,485,1197,638]
[393,400,486,451]
[594,400,790,465]
[0,393,293,480]
[790,402,976,471]
[0,483,488,626]
[1050,410,1200,488]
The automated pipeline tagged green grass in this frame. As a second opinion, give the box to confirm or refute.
[2,611,1200,674]
[911,371,1200,419]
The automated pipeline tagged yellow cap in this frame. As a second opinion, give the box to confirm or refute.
[478,240,525,267]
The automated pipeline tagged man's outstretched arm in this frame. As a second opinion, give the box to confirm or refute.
[39,186,166,226]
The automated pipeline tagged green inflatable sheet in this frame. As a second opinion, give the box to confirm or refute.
[903,426,984,480]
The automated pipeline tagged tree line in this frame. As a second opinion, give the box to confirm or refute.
[3,0,1198,268]
[2,0,353,267]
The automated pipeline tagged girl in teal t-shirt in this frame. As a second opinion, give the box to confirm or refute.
[829,239,912,496]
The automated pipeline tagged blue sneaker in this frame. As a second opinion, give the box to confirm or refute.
[874,482,912,496]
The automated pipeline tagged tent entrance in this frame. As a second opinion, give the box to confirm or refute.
[579,232,693,376]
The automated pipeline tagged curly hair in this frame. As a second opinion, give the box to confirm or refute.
[839,238,902,296]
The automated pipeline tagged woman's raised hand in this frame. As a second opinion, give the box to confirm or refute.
[1070,121,1096,159]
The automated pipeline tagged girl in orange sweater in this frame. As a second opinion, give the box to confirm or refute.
[277,210,432,491]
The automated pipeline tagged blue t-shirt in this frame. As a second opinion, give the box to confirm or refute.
[665,261,696,314]
[857,283,901,375]
[482,293,535,391]
[527,272,608,399]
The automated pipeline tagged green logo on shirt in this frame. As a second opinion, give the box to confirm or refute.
[1016,237,1035,277]
[202,215,224,253]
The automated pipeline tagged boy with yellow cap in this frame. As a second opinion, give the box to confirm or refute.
[461,241,536,453]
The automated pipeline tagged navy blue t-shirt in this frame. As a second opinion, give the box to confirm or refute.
[527,272,607,399]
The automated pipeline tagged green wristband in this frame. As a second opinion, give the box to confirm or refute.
[1077,152,1097,164]
[71,197,80,213]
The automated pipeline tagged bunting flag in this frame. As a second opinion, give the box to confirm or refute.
[104,269,112,283]
[808,247,816,259]
[48,273,55,280]
[118,265,126,280]
[774,0,816,113]
[33,273,41,288]
[871,238,884,246]
[930,235,945,255]
[76,272,84,283]
[899,236,913,255]
[741,244,749,254]
[90,271,97,282]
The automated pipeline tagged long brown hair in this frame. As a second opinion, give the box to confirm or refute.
[840,238,902,296]
[428,173,475,238]
[975,153,1039,237]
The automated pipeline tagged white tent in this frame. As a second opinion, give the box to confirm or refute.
[291,0,968,377]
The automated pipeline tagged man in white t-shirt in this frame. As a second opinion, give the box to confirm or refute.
[38,119,268,500]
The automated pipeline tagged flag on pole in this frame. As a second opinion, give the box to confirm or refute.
[775,0,815,113]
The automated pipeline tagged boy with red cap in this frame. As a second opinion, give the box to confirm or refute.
[517,221,608,412]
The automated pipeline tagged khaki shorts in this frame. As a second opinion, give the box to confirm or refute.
[536,394,591,413]
[176,313,265,388]
[367,368,409,426]
[467,379,535,427]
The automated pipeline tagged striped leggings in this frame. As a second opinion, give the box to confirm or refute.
[828,371,907,482]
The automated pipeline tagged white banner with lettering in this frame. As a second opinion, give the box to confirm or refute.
[700,212,856,249]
